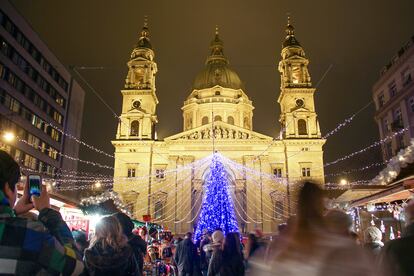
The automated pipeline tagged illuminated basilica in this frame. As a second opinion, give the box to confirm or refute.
[112,19,325,234]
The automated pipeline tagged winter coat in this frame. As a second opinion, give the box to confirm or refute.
[379,223,414,276]
[0,192,84,275]
[208,248,245,276]
[84,241,138,276]
[127,234,146,275]
[200,237,211,270]
[174,238,201,275]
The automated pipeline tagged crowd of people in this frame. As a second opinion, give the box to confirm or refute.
[1,148,414,276]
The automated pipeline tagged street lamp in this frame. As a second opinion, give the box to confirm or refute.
[2,131,15,142]
[339,178,348,186]
[94,181,102,189]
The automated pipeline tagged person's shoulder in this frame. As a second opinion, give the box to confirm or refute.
[1,215,47,232]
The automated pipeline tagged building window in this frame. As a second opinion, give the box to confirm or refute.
[154,201,164,219]
[127,168,136,178]
[383,118,390,133]
[50,128,60,142]
[130,120,139,136]
[298,119,307,135]
[402,68,412,87]
[389,81,397,97]
[273,168,282,178]
[393,108,403,130]
[155,169,165,179]
[215,91,220,96]
[227,116,234,125]
[214,115,222,122]
[274,201,284,219]
[52,111,62,124]
[243,117,250,129]
[24,154,37,170]
[202,116,209,125]
[377,93,385,108]
[301,167,311,177]
[409,97,414,112]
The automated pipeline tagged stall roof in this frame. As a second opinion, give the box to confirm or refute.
[349,177,414,207]
[334,186,387,204]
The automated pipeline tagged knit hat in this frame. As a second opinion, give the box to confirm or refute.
[212,230,224,243]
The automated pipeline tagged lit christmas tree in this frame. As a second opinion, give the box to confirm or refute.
[194,154,239,241]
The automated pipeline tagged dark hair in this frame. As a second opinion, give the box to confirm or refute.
[114,212,134,237]
[0,150,20,192]
[297,182,324,230]
[185,232,192,239]
[223,232,242,258]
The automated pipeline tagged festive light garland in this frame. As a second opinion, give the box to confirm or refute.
[18,137,114,170]
[324,127,409,168]
[371,138,414,186]
[44,121,115,159]
[79,190,132,217]
[323,115,355,139]
[324,160,389,178]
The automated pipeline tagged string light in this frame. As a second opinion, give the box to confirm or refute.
[324,127,408,167]
[371,138,414,186]
[18,137,114,170]
[79,190,132,217]
[324,160,389,177]
[323,101,373,139]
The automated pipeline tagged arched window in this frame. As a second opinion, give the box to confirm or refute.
[130,120,139,136]
[214,115,222,122]
[202,116,209,125]
[244,117,250,129]
[298,119,307,135]
[227,116,234,125]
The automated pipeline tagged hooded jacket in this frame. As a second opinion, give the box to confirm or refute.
[84,241,138,276]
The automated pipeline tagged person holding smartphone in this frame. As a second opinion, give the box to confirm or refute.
[0,150,84,275]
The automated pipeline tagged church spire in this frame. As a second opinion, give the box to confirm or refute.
[283,16,301,48]
[140,15,149,38]
[206,25,228,65]
[136,16,152,50]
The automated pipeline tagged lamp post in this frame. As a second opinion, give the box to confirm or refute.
[0,130,15,151]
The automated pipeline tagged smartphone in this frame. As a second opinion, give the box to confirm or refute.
[28,175,41,197]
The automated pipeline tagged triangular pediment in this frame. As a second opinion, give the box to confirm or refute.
[164,121,273,141]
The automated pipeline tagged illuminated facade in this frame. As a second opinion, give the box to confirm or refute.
[112,20,325,234]
[373,36,414,161]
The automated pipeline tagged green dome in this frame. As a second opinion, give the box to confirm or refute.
[193,63,243,90]
[193,28,243,90]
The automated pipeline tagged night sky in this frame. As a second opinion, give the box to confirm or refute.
[10,0,414,182]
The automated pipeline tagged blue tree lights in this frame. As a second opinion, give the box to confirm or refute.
[194,153,239,241]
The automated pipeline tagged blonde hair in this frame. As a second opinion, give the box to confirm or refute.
[364,226,382,243]
[90,215,127,251]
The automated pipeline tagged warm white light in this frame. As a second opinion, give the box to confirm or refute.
[89,214,102,231]
[340,179,348,185]
[94,181,102,188]
[2,131,15,142]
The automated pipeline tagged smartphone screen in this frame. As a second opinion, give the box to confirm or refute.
[29,175,41,197]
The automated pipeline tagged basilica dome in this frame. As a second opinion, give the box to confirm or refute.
[193,62,243,90]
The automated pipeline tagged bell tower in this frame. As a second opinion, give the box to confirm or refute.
[116,18,158,140]
[278,18,321,139]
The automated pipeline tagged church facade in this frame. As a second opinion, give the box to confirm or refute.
[112,20,325,234]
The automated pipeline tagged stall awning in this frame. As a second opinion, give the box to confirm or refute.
[349,177,414,207]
